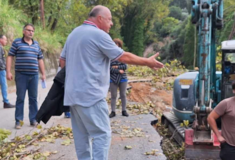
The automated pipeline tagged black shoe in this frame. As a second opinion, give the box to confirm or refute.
[109,111,116,118]
[4,103,15,109]
[30,121,38,127]
[122,110,129,117]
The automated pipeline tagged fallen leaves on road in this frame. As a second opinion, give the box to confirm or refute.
[0,124,73,160]
[124,145,132,150]
[61,139,71,146]
[126,101,155,116]
[111,120,145,138]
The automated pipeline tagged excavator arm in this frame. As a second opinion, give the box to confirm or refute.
[191,0,223,143]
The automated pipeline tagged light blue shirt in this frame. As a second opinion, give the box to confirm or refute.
[61,22,123,107]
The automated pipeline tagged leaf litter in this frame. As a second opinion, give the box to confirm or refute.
[0,124,73,160]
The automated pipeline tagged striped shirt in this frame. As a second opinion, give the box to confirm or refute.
[110,61,128,84]
[8,38,43,74]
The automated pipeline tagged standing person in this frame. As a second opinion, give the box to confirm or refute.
[6,24,46,129]
[208,82,235,160]
[109,38,128,118]
[0,35,15,109]
[60,5,163,160]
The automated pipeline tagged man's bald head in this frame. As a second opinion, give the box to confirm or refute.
[88,5,113,33]
[88,5,110,18]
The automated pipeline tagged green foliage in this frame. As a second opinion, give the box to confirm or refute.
[0,1,28,36]
[159,17,179,37]
[216,46,222,71]
[131,18,144,56]
[0,2,62,54]
[182,16,196,69]
[8,0,39,25]
[169,6,182,20]
[156,0,235,69]
[158,17,188,61]
[219,12,235,41]
[6,0,233,70]
[54,0,132,41]
[217,0,235,42]
[169,0,188,9]
[127,59,186,78]
[121,0,170,55]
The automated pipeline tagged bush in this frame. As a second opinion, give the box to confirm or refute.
[169,6,182,20]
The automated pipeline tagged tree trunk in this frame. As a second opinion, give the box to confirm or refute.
[50,2,62,31]
[29,0,34,24]
[51,18,58,31]
[8,0,15,5]
[29,0,38,24]
[47,11,53,27]
[40,0,45,29]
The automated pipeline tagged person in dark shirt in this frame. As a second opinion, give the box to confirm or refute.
[0,35,15,109]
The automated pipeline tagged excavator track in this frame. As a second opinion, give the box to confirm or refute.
[161,112,185,145]
[161,112,221,160]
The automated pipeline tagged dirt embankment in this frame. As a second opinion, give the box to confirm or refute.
[126,81,186,160]
[127,82,172,112]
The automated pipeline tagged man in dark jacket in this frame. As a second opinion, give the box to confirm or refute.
[0,35,15,109]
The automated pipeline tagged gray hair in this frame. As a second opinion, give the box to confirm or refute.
[89,5,108,18]
[88,8,102,17]
[23,23,35,30]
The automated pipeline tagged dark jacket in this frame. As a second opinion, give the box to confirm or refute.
[0,45,6,70]
[36,67,69,124]
[110,61,127,85]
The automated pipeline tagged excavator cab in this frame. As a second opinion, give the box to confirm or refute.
[221,40,235,100]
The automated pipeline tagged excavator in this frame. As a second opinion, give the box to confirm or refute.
[161,0,235,159]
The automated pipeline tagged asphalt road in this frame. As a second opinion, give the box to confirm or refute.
[0,77,166,160]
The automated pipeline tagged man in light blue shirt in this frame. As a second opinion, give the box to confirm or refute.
[60,5,164,160]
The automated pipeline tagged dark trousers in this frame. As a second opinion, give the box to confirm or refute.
[15,72,38,124]
[220,142,235,160]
